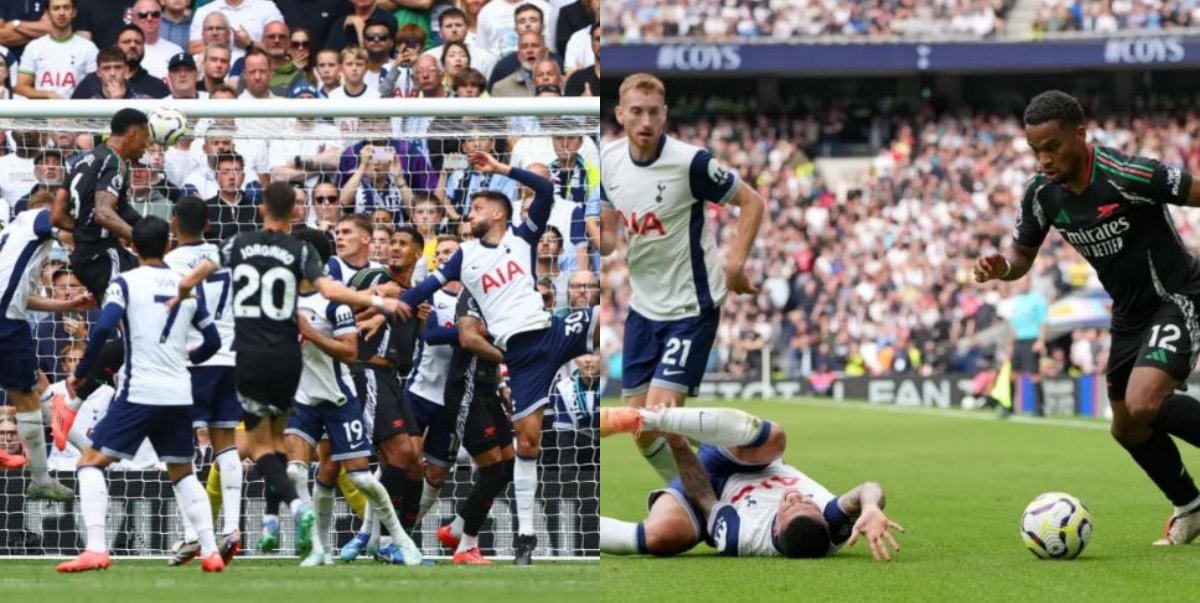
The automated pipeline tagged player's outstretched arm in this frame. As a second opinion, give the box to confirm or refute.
[70,302,123,394]
[840,482,905,562]
[92,191,134,242]
[724,183,765,295]
[50,188,76,232]
[665,433,718,520]
[421,315,458,346]
[27,292,94,313]
[177,258,220,302]
[398,251,462,320]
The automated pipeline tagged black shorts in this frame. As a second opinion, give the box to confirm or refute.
[1107,300,1199,401]
[354,365,418,445]
[236,347,302,420]
[71,247,137,302]
[459,377,513,458]
[1011,339,1041,374]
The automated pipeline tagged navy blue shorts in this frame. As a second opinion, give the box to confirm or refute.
[285,400,371,462]
[89,398,194,464]
[504,307,597,421]
[189,366,240,429]
[648,442,770,545]
[0,318,37,393]
[622,308,720,398]
[409,391,455,467]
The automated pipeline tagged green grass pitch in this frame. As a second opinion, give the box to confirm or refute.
[600,398,1200,603]
[1,559,597,603]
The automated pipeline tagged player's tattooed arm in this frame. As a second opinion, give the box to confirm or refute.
[51,188,75,231]
[837,482,887,516]
[93,191,134,240]
[666,433,718,519]
[458,314,504,364]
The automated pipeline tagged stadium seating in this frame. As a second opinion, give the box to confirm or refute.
[1033,0,1197,33]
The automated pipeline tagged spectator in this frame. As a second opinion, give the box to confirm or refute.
[130,0,184,79]
[15,0,98,100]
[437,130,517,220]
[536,227,570,309]
[287,26,315,83]
[73,0,135,49]
[360,16,395,92]
[204,152,259,241]
[75,24,171,98]
[193,11,232,69]
[167,52,204,99]
[313,47,341,96]
[33,268,92,383]
[199,43,232,93]
[159,0,192,50]
[380,23,425,98]
[189,0,285,63]
[71,46,144,100]
[13,149,65,215]
[325,0,395,51]
[424,8,496,80]
[490,31,549,97]
[440,41,471,92]
[563,23,597,97]
[487,4,561,89]
[238,46,280,99]
[477,0,555,59]
[0,130,43,207]
[273,0,349,48]
[555,0,596,58]
[3,2,54,61]
[338,143,412,224]
[128,148,174,221]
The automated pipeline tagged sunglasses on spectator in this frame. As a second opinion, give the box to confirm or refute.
[314,195,339,204]
[291,40,310,49]
[137,10,161,18]
[363,33,391,42]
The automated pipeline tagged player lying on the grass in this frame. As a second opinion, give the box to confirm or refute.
[975,90,1200,545]
[282,229,423,567]
[58,217,225,573]
[599,406,905,561]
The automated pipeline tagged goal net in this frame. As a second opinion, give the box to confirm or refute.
[0,98,601,561]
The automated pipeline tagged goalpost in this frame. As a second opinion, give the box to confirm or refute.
[0,97,600,561]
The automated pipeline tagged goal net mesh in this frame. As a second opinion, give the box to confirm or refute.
[0,104,600,561]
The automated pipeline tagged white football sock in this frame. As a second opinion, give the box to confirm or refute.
[450,515,465,538]
[348,470,410,547]
[174,474,219,557]
[600,517,643,555]
[78,466,108,553]
[455,534,478,554]
[416,479,442,524]
[16,411,51,486]
[514,457,537,536]
[639,437,679,483]
[179,502,199,542]
[312,482,335,553]
[215,448,243,535]
[287,461,312,503]
[642,408,766,448]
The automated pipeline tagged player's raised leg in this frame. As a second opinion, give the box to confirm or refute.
[1109,307,1200,545]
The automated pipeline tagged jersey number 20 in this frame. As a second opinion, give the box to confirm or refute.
[232,264,297,320]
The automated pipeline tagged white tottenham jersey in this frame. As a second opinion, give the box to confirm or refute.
[19,34,98,98]
[44,382,158,471]
[107,266,207,406]
[407,289,459,406]
[600,135,740,321]
[425,229,550,351]
[706,459,849,558]
[296,291,358,407]
[165,242,235,367]
[326,256,381,285]
[0,208,55,321]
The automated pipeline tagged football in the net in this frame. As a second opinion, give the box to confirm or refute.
[147,107,189,145]
[1019,492,1092,559]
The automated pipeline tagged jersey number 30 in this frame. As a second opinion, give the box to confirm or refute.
[232,265,297,320]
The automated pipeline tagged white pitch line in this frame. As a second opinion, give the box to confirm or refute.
[710,397,1114,431]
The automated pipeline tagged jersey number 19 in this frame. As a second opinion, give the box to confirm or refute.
[232,264,298,319]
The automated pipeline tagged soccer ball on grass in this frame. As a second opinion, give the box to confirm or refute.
[1019,491,1092,559]
[147,107,189,146]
